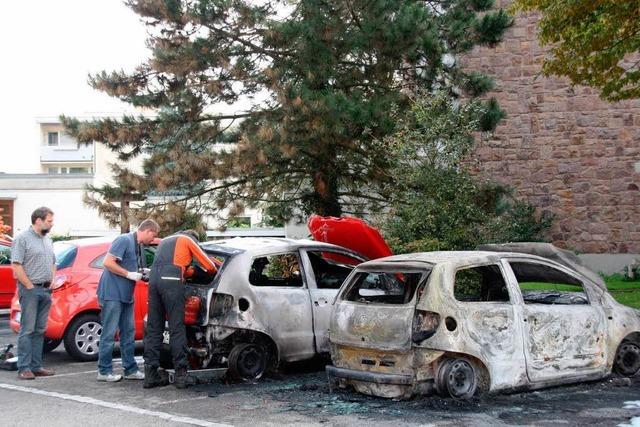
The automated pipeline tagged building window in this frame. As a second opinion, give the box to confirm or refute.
[69,167,89,174]
[47,132,59,146]
[47,166,91,174]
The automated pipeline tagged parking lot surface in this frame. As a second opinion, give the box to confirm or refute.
[1,315,639,426]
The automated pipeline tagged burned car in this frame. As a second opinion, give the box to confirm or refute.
[327,244,640,399]
[162,237,367,380]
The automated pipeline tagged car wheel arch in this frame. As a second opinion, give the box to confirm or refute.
[435,352,491,396]
[231,329,280,373]
[63,310,102,362]
[613,332,640,377]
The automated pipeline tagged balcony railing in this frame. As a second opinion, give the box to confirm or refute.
[40,143,94,163]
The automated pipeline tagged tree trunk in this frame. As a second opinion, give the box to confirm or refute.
[120,198,130,234]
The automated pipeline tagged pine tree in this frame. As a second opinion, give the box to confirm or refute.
[63,0,512,225]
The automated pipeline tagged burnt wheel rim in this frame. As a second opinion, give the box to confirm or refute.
[615,343,640,376]
[446,360,476,398]
[236,345,266,379]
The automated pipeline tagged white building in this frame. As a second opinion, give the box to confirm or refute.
[0,117,287,239]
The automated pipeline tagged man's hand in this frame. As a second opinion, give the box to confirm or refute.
[185,266,195,278]
[126,271,143,281]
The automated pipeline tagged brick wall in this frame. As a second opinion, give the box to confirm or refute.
[461,0,640,253]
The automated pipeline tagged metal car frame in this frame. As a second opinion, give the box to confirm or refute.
[327,246,640,399]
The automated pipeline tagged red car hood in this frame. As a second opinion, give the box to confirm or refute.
[308,215,393,260]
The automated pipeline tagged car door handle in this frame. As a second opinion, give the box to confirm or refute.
[314,298,328,307]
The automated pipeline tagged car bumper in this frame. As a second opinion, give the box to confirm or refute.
[326,365,413,385]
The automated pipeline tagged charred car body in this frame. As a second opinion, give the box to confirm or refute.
[164,237,366,380]
[327,243,640,399]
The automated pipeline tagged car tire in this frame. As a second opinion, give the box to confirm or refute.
[436,357,478,399]
[614,341,640,377]
[64,313,102,362]
[43,338,62,353]
[228,343,268,381]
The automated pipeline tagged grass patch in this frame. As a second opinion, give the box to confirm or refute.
[604,274,640,309]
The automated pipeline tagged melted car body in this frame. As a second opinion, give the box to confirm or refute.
[170,237,367,380]
[327,244,640,399]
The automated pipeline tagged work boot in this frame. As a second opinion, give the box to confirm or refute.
[143,364,168,389]
[174,367,188,389]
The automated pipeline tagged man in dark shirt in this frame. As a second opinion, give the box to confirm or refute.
[143,230,217,389]
[96,219,159,382]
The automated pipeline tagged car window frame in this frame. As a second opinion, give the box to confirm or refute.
[299,248,367,291]
[451,262,514,304]
[0,243,11,265]
[338,264,430,306]
[502,257,597,306]
[248,251,306,288]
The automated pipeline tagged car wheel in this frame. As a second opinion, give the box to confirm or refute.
[43,338,62,353]
[437,358,477,399]
[64,313,102,362]
[228,343,268,381]
[614,341,640,376]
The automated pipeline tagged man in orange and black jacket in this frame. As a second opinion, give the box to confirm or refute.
[143,230,217,389]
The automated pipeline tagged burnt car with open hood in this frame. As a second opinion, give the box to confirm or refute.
[161,237,368,380]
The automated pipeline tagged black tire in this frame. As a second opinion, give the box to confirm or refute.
[436,357,478,399]
[614,341,640,377]
[64,313,102,362]
[43,338,62,353]
[228,343,269,381]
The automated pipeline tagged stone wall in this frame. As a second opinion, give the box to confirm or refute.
[461,0,640,253]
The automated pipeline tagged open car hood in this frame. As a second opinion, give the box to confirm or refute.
[308,215,393,260]
[478,242,607,290]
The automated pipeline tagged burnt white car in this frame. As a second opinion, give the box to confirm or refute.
[166,237,366,380]
[327,243,640,399]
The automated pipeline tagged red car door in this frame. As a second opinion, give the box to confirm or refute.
[0,242,15,309]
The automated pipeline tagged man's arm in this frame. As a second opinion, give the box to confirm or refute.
[51,264,56,283]
[12,263,33,289]
[103,254,142,281]
[186,239,217,273]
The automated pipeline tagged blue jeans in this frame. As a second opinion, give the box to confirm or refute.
[17,283,52,372]
[97,300,138,375]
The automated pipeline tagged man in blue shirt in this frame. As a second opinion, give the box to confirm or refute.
[97,219,160,382]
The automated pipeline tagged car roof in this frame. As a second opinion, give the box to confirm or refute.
[56,237,114,247]
[364,250,575,268]
[202,237,355,254]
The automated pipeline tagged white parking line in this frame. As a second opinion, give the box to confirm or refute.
[37,369,97,378]
[0,383,231,427]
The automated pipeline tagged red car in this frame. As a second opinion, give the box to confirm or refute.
[0,239,15,309]
[10,237,158,361]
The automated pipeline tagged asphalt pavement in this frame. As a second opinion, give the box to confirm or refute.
[0,314,639,426]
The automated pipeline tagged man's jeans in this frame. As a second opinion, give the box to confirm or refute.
[97,300,138,375]
[17,283,52,372]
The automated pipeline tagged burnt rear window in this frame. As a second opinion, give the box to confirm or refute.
[344,271,425,305]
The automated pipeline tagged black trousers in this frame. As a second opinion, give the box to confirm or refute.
[143,264,188,369]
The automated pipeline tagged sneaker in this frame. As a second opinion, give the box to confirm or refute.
[124,370,145,380]
[97,372,123,382]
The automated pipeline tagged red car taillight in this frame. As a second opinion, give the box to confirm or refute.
[209,293,233,318]
[50,274,71,291]
[412,310,441,344]
[184,296,201,325]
